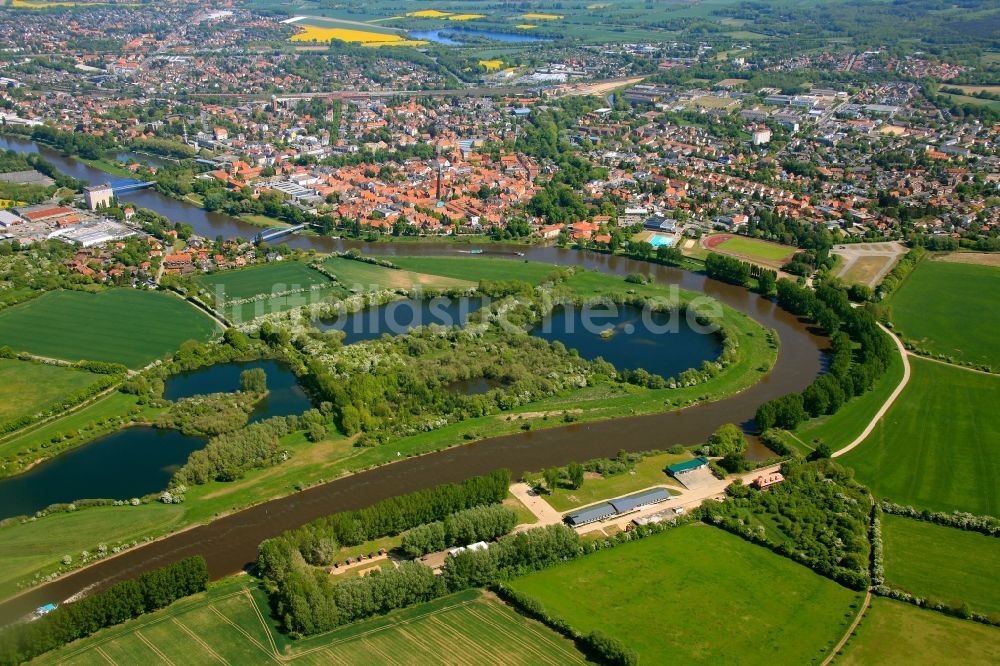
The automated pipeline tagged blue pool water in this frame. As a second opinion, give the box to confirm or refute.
[649,235,675,248]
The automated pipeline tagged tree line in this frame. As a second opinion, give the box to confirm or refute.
[0,557,208,666]
[755,278,895,432]
[401,504,519,558]
[257,470,510,633]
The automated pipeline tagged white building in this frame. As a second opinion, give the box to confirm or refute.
[751,127,772,146]
[84,183,114,210]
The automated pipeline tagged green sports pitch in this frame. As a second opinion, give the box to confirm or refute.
[0,289,218,368]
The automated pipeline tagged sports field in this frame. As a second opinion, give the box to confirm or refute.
[705,234,797,265]
[836,598,1000,665]
[841,357,999,516]
[391,256,561,285]
[889,260,1000,368]
[0,289,218,368]
[197,262,343,323]
[881,514,1000,616]
[0,359,104,426]
[509,524,862,664]
[36,585,587,665]
[320,256,474,291]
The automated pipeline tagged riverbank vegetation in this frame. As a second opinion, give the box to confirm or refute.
[0,557,208,666]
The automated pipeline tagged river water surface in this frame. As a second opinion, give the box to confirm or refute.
[0,137,827,624]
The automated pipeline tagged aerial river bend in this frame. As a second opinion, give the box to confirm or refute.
[0,137,827,625]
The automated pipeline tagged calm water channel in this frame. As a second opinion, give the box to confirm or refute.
[0,362,310,520]
[0,137,827,624]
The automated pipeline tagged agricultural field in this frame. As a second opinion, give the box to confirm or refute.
[390,256,561,285]
[536,451,689,512]
[889,260,1000,368]
[836,598,1000,665]
[704,234,797,266]
[36,585,587,665]
[0,289,218,368]
[320,256,474,291]
[197,261,344,323]
[841,357,999,516]
[881,514,1000,616]
[0,359,105,427]
[509,524,863,664]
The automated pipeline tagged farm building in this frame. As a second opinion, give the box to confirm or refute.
[667,457,710,477]
[564,488,673,527]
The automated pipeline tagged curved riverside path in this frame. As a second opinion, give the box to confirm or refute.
[0,135,827,625]
[833,323,911,458]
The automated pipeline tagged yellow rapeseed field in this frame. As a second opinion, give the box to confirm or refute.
[479,59,503,71]
[12,0,82,7]
[448,14,485,21]
[520,13,563,20]
[0,200,26,209]
[514,24,537,29]
[407,10,451,17]
[290,25,426,47]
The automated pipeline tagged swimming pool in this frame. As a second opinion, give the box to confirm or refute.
[648,235,675,248]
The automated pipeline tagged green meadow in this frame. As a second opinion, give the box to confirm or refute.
[0,289,218,368]
[841,357,999,516]
[509,524,862,664]
[889,260,1000,368]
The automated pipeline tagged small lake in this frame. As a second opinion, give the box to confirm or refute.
[530,304,722,380]
[0,427,205,519]
[163,360,313,422]
[446,376,507,396]
[410,29,547,45]
[319,297,485,345]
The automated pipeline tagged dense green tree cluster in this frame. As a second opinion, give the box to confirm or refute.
[171,414,302,485]
[703,459,871,589]
[401,504,519,558]
[304,326,594,442]
[705,253,751,287]
[0,557,208,665]
[154,390,263,437]
[257,471,509,633]
[757,279,894,431]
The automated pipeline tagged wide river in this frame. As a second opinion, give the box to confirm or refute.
[0,137,826,624]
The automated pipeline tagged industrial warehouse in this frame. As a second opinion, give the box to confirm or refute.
[564,488,673,527]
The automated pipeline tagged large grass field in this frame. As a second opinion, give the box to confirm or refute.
[712,235,797,263]
[196,261,343,323]
[0,359,104,426]
[836,598,1000,665]
[36,584,587,665]
[840,357,999,516]
[320,256,474,291]
[889,260,1000,368]
[0,502,185,601]
[0,289,218,368]
[784,347,905,455]
[197,261,332,300]
[509,524,863,664]
[536,450,688,512]
[881,514,1000,616]
[391,256,561,285]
